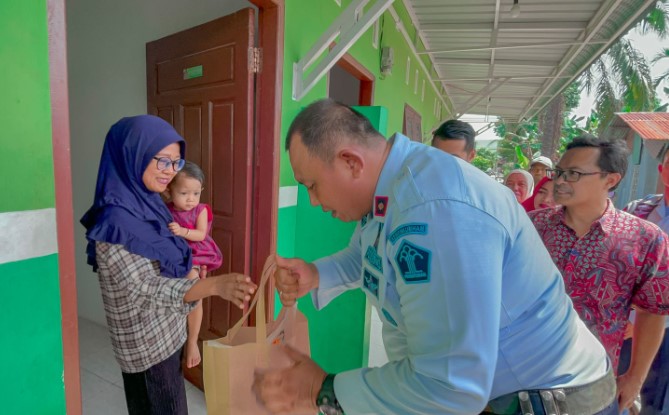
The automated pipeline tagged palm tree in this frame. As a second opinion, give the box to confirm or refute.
[580,0,669,132]
[652,47,669,88]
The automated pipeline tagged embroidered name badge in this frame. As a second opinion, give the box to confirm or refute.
[364,246,383,273]
[374,196,388,217]
[382,308,398,327]
[389,223,428,245]
[394,240,431,284]
[362,268,379,298]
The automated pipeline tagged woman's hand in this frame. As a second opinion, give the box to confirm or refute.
[212,273,257,309]
[184,273,256,307]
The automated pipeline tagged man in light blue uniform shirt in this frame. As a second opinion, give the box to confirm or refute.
[253,99,616,415]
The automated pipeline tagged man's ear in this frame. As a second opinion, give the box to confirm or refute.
[659,164,663,174]
[467,149,477,163]
[605,172,622,191]
[337,148,365,178]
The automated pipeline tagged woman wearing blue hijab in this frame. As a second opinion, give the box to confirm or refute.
[81,115,256,414]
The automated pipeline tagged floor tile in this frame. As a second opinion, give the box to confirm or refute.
[79,317,207,414]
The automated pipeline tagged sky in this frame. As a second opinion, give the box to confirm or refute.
[466,27,669,145]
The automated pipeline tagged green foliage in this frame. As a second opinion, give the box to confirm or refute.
[494,118,541,175]
[563,81,581,113]
[639,1,669,37]
[471,148,497,173]
[559,113,601,154]
[653,47,669,89]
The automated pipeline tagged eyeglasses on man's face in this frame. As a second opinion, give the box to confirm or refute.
[548,168,608,182]
[153,156,185,172]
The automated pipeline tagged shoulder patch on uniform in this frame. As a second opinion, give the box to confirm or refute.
[362,268,379,298]
[364,246,383,273]
[389,223,428,244]
[394,240,431,284]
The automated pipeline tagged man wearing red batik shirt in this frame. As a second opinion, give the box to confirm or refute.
[529,135,669,413]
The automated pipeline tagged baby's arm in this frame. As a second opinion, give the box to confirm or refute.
[175,208,208,242]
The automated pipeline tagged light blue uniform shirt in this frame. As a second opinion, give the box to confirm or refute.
[313,134,608,414]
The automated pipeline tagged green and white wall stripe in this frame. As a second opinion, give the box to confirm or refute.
[0,209,58,264]
[1,0,66,413]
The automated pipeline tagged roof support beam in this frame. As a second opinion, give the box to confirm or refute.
[418,40,610,55]
[434,58,557,67]
[456,77,509,117]
[292,0,393,101]
[436,75,574,82]
[421,22,587,32]
[484,0,501,121]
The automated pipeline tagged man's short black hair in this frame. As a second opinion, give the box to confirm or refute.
[285,98,384,162]
[432,120,476,152]
[565,135,629,190]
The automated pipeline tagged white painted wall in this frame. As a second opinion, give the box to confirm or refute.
[67,0,255,325]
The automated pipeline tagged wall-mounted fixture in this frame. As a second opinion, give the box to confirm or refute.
[510,0,520,18]
[381,46,394,76]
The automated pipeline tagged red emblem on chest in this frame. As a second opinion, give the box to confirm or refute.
[375,196,388,217]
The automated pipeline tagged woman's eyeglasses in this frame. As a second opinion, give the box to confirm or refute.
[153,157,185,172]
[547,168,608,182]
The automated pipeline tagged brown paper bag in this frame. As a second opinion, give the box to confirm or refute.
[203,259,310,415]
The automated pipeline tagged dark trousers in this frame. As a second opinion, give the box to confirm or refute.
[619,327,669,415]
[121,348,188,415]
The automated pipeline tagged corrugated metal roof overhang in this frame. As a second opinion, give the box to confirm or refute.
[405,0,658,123]
[611,113,669,140]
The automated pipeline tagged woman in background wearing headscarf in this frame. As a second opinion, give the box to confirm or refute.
[81,115,257,414]
[504,169,534,203]
[521,177,556,212]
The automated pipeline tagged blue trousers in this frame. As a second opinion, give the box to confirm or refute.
[619,327,669,415]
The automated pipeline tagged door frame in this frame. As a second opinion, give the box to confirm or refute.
[328,49,375,106]
[249,0,284,321]
[49,0,284,412]
[48,0,81,414]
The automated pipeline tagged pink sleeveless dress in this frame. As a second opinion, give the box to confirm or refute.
[168,203,223,271]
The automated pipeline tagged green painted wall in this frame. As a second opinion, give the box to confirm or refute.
[0,1,66,413]
[0,0,56,213]
[279,0,447,374]
[0,256,66,414]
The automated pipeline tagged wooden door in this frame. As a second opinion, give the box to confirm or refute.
[146,8,255,388]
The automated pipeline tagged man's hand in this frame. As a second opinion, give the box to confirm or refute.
[617,372,643,410]
[274,256,319,307]
[253,345,327,414]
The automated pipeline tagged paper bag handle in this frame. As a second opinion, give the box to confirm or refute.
[226,256,275,342]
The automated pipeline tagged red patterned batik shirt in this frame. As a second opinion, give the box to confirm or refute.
[529,201,669,370]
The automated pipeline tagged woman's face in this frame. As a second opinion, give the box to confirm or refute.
[505,173,530,202]
[142,143,181,193]
[534,180,556,209]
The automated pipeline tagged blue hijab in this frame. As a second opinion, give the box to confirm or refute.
[80,115,192,278]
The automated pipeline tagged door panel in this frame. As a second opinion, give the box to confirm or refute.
[146,8,255,389]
